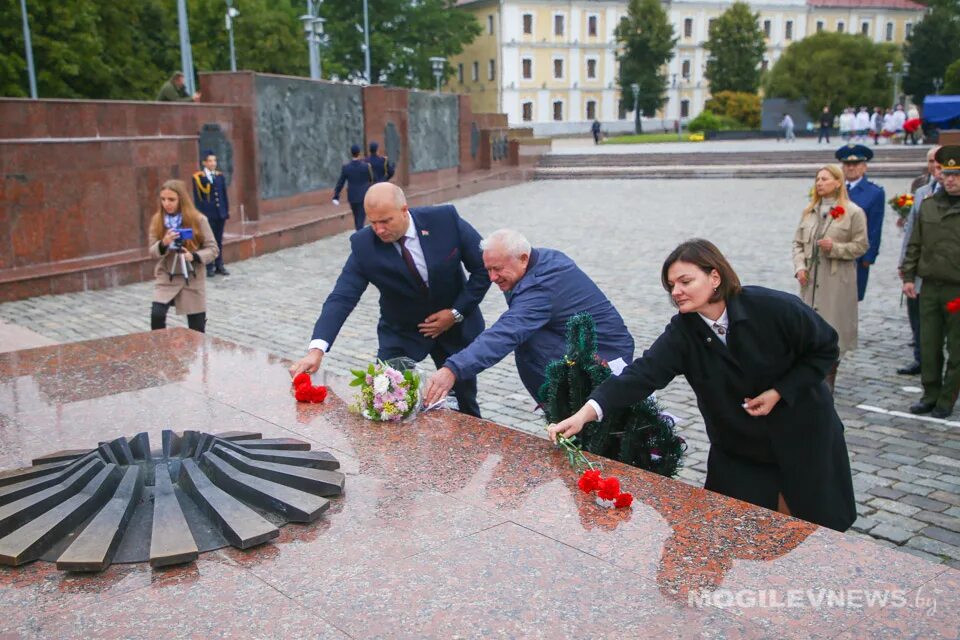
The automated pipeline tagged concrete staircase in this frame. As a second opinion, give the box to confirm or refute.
[535,146,928,179]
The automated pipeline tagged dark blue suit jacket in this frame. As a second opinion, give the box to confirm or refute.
[334,159,373,203]
[366,154,394,182]
[192,171,229,220]
[311,205,490,361]
[445,248,635,399]
[848,178,884,264]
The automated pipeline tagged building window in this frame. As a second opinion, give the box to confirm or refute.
[586,100,596,120]
[487,15,494,35]
[684,18,693,38]
[522,102,533,121]
[618,100,626,119]
[523,13,533,35]
[472,61,479,81]
[885,22,894,41]
[785,20,793,40]
[586,59,597,79]
[708,18,716,34]
[457,63,464,83]
[763,20,771,37]
[681,59,691,79]
[588,15,598,37]
[488,59,495,81]
[680,100,690,118]
[522,57,532,79]
[553,58,564,79]
[761,59,769,72]
[554,14,564,36]
[905,22,913,37]
[553,101,563,121]
[837,21,845,33]
[816,20,824,33]
[861,21,869,35]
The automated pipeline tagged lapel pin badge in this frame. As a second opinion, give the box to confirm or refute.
[421,229,430,237]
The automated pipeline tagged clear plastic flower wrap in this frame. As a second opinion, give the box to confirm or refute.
[349,357,424,421]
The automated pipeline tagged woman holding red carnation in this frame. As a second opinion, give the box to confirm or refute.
[792,165,869,392]
[549,239,856,532]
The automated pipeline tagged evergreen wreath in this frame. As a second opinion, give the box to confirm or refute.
[538,313,686,477]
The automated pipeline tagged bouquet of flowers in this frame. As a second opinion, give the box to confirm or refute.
[349,360,421,421]
[889,193,914,221]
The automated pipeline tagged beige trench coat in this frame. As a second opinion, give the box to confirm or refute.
[149,215,219,315]
[792,199,868,356]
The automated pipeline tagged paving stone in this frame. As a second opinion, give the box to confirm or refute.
[914,510,960,534]
[895,546,944,564]
[867,497,920,517]
[900,494,952,513]
[870,510,926,533]
[869,523,914,545]
[905,536,960,562]
[920,526,960,547]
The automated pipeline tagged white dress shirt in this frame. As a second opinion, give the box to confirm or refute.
[697,309,729,345]
[846,177,862,192]
[309,216,428,354]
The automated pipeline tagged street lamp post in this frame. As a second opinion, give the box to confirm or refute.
[933,77,944,95]
[301,1,325,80]
[886,61,910,107]
[430,57,446,94]
[363,0,372,83]
[19,0,37,98]
[631,82,641,134]
[225,0,239,72]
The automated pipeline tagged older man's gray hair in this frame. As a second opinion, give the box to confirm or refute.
[479,229,531,257]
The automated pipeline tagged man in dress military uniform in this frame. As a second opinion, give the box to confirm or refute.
[836,143,885,300]
[334,144,374,231]
[192,151,230,277]
[366,142,395,183]
[901,145,960,419]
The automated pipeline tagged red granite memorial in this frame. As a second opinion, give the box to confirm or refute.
[0,329,956,638]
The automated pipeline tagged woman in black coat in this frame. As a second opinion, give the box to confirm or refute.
[548,239,856,532]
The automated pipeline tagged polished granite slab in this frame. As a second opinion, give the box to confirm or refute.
[0,328,956,639]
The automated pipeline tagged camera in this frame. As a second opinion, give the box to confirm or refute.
[171,227,193,251]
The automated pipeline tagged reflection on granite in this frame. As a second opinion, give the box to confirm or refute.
[0,328,957,639]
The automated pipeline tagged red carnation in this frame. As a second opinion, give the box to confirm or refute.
[614,492,634,509]
[829,206,845,220]
[578,469,602,493]
[947,297,960,314]
[295,384,328,403]
[597,476,621,501]
[293,373,312,389]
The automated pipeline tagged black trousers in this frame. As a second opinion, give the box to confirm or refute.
[350,201,366,231]
[908,293,921,363]
[151,302,206,333]
[817,126,830,143]
[378,342,481,419]
[207,216,226,269]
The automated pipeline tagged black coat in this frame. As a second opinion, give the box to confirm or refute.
[590,286,856,532]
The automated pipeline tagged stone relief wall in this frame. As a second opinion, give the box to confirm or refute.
[255,76,364,200]
[407,91,459,173]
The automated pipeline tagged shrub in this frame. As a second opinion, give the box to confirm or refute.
[687,110,744,132]
[704,91,761,128]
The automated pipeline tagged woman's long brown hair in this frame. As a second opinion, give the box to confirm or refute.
[149,179,205,252]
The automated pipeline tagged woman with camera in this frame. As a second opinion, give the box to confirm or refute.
[148,179,219,333]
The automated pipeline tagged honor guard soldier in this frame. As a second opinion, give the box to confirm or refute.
[836,143,885,300]
[902,145,960,419]
[192,151,230,277]
[366,141,395,183]
[334,144,374,231]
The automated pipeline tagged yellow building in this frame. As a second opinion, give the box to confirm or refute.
[451,0,926,132]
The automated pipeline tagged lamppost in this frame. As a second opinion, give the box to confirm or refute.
[933,77,944,95]
[225,0,239,72]
[300,1,325,80]
[631,82,641,134]
[430,57,446,94]
[18,0,37,98]
[362,0,372,83]
[886,61,910,107]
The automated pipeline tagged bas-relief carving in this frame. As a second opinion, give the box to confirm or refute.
[198,124,234,186]
[385,122,401,169]
[254,77,364,200]
[407,91,459,173]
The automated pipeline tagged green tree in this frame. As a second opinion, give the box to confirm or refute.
[764,32,899,119]
[614,0,677,129]
[903,6,960,105]
[704,2,766,93]
[319,0,481,88]
[944,59,960,94]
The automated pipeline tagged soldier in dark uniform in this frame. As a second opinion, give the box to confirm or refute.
[366,141,395,183]
[902,145,960,419]
[192,151,230,277]
[836,143,885,301]
[334,144,374,231]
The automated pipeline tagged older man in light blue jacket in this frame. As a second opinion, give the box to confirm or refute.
[424,229,635,405]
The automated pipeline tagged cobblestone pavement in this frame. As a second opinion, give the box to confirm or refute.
[3,176,960,567]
